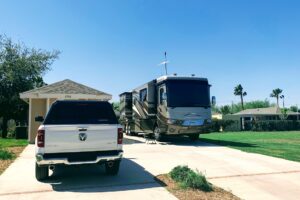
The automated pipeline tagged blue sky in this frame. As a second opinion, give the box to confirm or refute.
[1,0,299,106]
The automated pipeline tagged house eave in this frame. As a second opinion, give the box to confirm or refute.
[19,93,112,101]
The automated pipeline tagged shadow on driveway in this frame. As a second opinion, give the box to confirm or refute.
[153,135,258,148]
[43,158,159,193]
[199,138,258,148]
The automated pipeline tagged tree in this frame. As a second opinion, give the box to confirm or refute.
[112,102,120,112]
[234,84,247,110]
[0,35,60,138]
[290,106,299,113]
[270,88,283,107]
[214,99,275,115]
[220,105,231,115]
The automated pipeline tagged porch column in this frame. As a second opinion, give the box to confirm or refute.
[46,98,50,112]
[28,98,32,143]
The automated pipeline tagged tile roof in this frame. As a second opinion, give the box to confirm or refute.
[234,107,299,116]
[20,79,111,96]
[234,107,280,115]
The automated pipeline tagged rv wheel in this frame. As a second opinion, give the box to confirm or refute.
[189,134,199,141]
[154,126,163,141]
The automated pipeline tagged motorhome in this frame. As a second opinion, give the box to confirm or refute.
[119,75,213,141]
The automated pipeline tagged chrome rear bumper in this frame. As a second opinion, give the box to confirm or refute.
[36,151,123,166]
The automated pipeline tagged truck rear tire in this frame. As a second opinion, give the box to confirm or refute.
[105,160,120,175]
[35,163,48,181]
[189,133,200,141]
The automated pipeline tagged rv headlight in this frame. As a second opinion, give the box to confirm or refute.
[205,119,212,124]
[167,119,177,124]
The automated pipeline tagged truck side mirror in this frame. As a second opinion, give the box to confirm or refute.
[211,96,216,106]
[35,116,44,122]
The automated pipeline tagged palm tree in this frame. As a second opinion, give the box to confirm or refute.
[234,84,247,110]
[270,88,283,107]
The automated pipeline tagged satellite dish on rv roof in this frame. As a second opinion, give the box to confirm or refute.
[158,61,169,65]
[158,52,169,75]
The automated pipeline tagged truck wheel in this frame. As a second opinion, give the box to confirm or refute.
[154,126,163,141]
[35,163,48,181]
[189,133,199,141]
[105,160,120,175]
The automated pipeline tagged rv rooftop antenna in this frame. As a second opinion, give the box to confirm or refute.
[158,52,169,75]
[164,52,168,75]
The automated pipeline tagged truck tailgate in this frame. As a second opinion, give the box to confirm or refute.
[44,124,119,153]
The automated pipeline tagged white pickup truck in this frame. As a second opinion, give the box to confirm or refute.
[34,100,123,181]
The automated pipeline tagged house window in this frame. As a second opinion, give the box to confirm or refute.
[139,89,147,102]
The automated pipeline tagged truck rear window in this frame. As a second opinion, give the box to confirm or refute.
[44,101,118,125]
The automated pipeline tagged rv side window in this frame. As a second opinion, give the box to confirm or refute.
[140,89,147,102]
[159,88,164,105]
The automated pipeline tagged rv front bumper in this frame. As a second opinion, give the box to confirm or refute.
[166,124,210,135]
[36,150,123,166]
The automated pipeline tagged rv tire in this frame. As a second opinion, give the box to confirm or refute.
[125,124,130,135]
[189,133,199,141]
[154,126,163,141]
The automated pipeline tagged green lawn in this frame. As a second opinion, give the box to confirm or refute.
[0,138,28,173]
[200,131,300,162]
[0,138,28,160]
[0,138,28,148]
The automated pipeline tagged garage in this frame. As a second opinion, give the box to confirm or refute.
[19,79,112,143]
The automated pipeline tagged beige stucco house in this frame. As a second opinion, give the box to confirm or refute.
[223,107,300,131]
[20,79,112,143]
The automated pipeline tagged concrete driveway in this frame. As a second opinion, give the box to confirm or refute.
[124,135,300,200]
[0,141,176,200]
[1,136,300,200]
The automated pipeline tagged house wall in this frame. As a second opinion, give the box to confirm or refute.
[29,99,46,143]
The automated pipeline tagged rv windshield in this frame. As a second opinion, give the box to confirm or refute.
[166,80,210,107]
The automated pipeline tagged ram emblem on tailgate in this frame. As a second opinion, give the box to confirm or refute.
[79,133,87,141]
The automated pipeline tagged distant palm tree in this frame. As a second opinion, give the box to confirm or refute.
[270,88,283,107]
[234,84,247,110]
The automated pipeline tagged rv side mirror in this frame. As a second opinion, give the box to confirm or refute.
[35,116,44,122]
[115,111,120,119]
[211,96,216,106]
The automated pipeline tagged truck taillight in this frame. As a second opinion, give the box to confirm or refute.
[37,130,45,147]
[117,128,123,144]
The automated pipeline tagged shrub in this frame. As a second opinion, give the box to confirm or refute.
[169,165,191,182]
[0,149,14,160]
[251,120,300,131]
[169,165,213,192]
[208,120,236,132]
